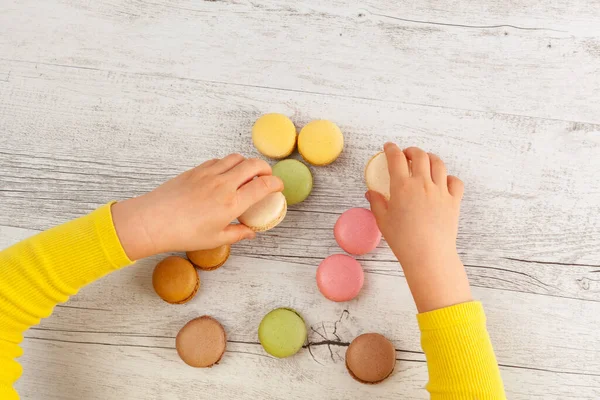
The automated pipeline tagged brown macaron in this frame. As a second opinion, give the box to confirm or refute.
[176,316,227,368]
[345,333,396,384]
[152,256,199,304]
[186,244,231,271]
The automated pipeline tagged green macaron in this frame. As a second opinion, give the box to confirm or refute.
[258,308,307,358]
[272,159,313,205]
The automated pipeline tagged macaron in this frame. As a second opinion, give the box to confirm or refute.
[365,151,391,200]
[187,244,231,271]
[152,256,199,304]
[298,120,344,166]
[252,113,297,159]
[316,254,364,302]
[238,191,287,232]
[334,208,381,255]
[272,159,313,205]
[345,333,396,384]
[258,308,307,358]
[176,316,227,368]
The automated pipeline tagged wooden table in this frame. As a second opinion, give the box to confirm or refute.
[1,1,599,399]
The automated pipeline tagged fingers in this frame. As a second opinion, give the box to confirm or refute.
[236,175,284,211]
[220,223,256,244]
[224,158,273,188]
[447,175,464,199]
[428,153,447,188]
[403,147,431,178]
[365,190,388,222]
[384,142,409,180]
[213,153,246,174]
[199,159,219,169]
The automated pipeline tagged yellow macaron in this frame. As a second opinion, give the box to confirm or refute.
[252,114,297,159]
[298,120,344,166]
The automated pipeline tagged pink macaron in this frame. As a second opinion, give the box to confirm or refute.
[316,254,364,302]
[334,208,382,255]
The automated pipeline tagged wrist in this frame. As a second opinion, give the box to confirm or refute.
[111,197,158,260]
[402,252,472,313]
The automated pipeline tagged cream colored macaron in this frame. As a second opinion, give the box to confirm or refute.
[252,114,297,159]
[298,120,344,166]
[238,192,287,232]
[364,151,391,200]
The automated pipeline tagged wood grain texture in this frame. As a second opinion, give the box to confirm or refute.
[1,0,600,398]
[1,0,600,123]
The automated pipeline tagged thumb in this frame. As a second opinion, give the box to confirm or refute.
[221,223,256,245]
[366,190,388,222]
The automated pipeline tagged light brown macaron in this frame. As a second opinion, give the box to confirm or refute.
[186,244,231,271]
[176,316,227,368]
[345,333,396,384]
[238,192,287,232]
[364,151,391,200]
[152,256,199,304]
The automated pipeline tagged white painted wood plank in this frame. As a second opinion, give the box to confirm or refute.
[4,246,598,399]
[1,61,599,268]
[15,338,600,400]
[2,224,599,394]
[1,0,600,398]
[1,0,599,122]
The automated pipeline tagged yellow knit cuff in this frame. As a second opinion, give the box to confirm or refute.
[417,301,485,332]
[93,202,133,268]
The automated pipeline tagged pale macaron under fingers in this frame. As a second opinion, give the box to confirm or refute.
[252,113,297,159]
[258,308,307,358]
[365,151,391,200]
[316,254,364,302]
[345,333,396,384]
[187,244,231,271]
[238,191,287,232]
[334,208,382,255]
[298,120,344,166]
[152,256,199,304]
[176,316,227,368]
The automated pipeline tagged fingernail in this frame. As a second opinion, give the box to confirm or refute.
[384,142,393,149]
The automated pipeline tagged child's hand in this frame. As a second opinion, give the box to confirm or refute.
[112,154,283,260]
[366,143,472,313]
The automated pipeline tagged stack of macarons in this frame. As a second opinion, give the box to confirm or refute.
[149,116,397,384]
[152,245,233,305]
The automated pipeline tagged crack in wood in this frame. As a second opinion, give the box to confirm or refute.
[305,342,324,366]
[370,11,566,32]
[25,336,174,350]
[497,363,600,378]
[332,309,350,342]
[465,263,555,292]
[55,304,112,312]
[503,257,600,269]
[396,358,425,363]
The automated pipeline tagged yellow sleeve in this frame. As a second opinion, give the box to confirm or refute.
[418,301,506,399]
[0,203,133,399]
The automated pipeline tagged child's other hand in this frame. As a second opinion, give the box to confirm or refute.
[366,143,472,312]
[112,154,283,260]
